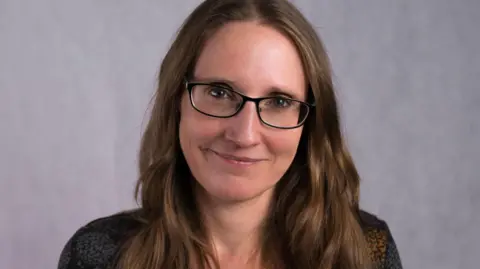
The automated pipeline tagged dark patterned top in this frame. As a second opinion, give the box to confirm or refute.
[58,210,402,269]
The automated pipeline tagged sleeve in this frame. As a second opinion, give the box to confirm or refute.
[57,225,121,269]
[382,225,403,269]
[58,230,77,269]
[360,210,403,269]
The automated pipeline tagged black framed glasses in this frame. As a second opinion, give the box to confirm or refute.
[185,79,315,129]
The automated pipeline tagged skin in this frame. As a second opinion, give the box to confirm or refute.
[179,21,307,268]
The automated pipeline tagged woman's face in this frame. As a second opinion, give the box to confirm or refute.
[179,21,307,203]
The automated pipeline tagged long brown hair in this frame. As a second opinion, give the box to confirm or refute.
[117,0,370,268]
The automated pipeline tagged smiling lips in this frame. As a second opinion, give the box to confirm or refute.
[207,149,265,165]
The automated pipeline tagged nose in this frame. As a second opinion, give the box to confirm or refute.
[224,101,262,147]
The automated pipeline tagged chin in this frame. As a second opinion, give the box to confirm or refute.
[197,179,275,204]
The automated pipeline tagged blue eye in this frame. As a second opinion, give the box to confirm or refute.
[210,88,224,97]
[208,87,232,99]
[265,97,292,108]
[274,97,291,107]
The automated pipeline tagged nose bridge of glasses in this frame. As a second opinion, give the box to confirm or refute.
[239,94,263,110]
[235,98,261,121]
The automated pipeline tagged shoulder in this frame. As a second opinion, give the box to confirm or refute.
[358,210,403,269]
[57,209,144,269]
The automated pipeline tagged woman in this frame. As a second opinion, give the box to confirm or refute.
[58,0,402,268]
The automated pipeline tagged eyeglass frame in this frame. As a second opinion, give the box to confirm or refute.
[184,78,316,129]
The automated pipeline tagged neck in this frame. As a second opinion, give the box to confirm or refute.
[195,186,274,261]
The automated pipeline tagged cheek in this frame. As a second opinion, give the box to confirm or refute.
[179,96,222,156]
[269,129,303,165]
[180,119,217,150]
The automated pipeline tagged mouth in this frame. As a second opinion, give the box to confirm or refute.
[206,149,265,165]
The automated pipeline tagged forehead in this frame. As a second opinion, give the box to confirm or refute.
[193,21,307,99]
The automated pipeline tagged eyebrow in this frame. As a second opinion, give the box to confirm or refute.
[191,76,305,101]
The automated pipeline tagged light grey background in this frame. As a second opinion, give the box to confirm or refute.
[1,0,479,268]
